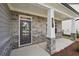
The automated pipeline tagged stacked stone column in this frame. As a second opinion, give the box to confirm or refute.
[47,8,56,54]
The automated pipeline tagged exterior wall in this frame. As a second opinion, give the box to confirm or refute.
[62,19,76,37]
[71,19,76,40]
[32,16,47,43]
[47,38,56,54]
[55,20,62,38]
[11,11,47,45]
[76,20,79,32]
[0,4,13,56]
[62,20,72,35]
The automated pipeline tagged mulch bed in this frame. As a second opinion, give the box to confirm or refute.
[52,41,79,56]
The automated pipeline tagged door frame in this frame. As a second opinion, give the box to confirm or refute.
[18,15,32,47]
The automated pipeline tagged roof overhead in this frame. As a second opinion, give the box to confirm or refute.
[43,3,78,17]
[54,10,71,20]
[7,3,78,20]
[8,3,48,17]
[68,3,79,15]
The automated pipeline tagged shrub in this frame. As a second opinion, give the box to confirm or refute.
[75,44,79,52]
[76,30,79,38]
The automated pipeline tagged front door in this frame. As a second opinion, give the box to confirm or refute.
[20,20,31,45]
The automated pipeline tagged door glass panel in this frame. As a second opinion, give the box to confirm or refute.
[22,22,29,36]
[20,20,31,45]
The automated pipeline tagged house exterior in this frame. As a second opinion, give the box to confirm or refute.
[0,3,78,56]
[62,19,79,36]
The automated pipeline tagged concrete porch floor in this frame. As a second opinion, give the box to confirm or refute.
[10,42,50,56]
[55,38,74,52]
[10,38,74,56]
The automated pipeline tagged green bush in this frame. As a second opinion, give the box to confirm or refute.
[76,30,79,38]
[75,44,79,52]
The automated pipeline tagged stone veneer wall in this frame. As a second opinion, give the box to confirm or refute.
[47,38,56,54]
[11,11,47,45]
[11,11,57,54]
[55,20,62,38]
[0,4,13,56]
[32,16,47,44]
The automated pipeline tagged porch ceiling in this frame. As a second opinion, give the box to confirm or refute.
[8,3,74,21]
[44,3,78,17]
[54,10,71,20]
[8,3,48,18]
[69,3,79,14]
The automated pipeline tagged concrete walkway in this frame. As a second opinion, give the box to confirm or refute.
[10,38,74,56]
[10,42,50,56]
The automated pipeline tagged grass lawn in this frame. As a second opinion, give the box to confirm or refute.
[63,35,71,39]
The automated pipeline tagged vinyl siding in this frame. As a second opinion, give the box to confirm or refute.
[0,3,13,56]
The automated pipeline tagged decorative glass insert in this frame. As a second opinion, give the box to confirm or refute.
[22,22,29,36]
[52,18,54,28]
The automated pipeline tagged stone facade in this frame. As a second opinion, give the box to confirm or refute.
[46,38,56,54]
[11,11,47,45]
[55,20,62,38]
[32,16,47,44]
[11,11,57,54]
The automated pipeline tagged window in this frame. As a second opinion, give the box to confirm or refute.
[52,18,54,27]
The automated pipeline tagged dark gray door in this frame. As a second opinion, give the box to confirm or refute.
[20,20,31,45]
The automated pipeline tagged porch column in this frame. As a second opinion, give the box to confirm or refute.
[47,8,56,54]
[71,18,76,40]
